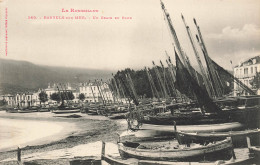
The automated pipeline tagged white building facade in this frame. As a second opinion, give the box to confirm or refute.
[1,82,114,106]
[78,82,113,103]
[233,55,260,96]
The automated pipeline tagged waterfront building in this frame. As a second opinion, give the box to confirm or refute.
[233,55,260,96]
[1,81,114,106]
[78,82,113,103]
[0,94,15,106]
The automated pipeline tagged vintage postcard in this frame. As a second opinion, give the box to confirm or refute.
[0,0,259,164]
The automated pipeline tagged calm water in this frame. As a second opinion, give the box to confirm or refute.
[0,118,64,151]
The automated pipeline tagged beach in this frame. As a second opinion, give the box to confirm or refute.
[0,111,127,164]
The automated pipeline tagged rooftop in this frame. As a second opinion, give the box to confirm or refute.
[234,55,260,68]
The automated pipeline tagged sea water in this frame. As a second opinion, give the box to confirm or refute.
[0,118,65,151]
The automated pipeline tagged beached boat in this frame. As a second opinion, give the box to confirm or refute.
[5,108,19,113]
[118,138,233,161]
[52,107,80,114]
[102,154,254,165]
[38,107,50,112]
[18,108,38,113]
[119,122,245,143]
[140,122,244,133]
[141,112,230,125]
[177,129,260,147]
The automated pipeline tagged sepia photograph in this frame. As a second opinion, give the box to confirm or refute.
[0,0,259,164]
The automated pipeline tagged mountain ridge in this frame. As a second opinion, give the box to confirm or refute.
[0,59,113,95]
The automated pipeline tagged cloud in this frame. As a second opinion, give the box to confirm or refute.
[206,24,260,53]
[202,24,260,69]
[208,24,260,40]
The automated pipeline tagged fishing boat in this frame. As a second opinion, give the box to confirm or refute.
[5,107,19,113]
[18,106,39,113]
[120,129,175,143]
[102,154,254,165]
[52,107,80,114]
[119,122,245,144]
[139,122,244,133]
[177,129,260,147]
[236,96,260,110]
[118,138,233,161]
[38,107,50,112]
[141,111,229,125]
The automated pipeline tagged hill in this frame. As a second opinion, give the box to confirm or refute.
[0,59,113,94]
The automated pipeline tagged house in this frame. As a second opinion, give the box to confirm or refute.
[233,55,260,96]
[78,82,113,102]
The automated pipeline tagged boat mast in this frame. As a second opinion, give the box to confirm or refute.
[116,78,129,104]
[160,60,172,97]
[160,0,190,73]
[100,79,110,103]
[95,80,105,105]
[181,14,213,98]
[108,79,117,104]
[193,18,223,98]
[145,67,160,100]
[152,61,168,99]
[112,74,122,102]
[89,81,97,103]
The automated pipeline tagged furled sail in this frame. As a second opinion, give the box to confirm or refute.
[174,51,222,113]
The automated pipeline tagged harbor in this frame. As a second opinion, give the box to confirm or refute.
[0,0,260,164]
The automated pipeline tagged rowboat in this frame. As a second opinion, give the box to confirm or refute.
[139,122,244,133]
[102,154,222,165]
[101,141,224,165]
[5,108,19,113]
[18,109,38,113]
[102,154,255,165]
[52,107,80,114]
[120,130,175,143]
[38,107,50,112]
[118,138,233,161]
[176,129,260,147]
[120,122,245,143]
[142,112,229,125]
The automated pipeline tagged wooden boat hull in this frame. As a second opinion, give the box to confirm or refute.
[177,129,260,147]
[6,109,19,113]
[18,109,38,113]
[52,109,80,114]
[102,154,223,165]
[140,122,244,133]
[38,108,50,112]
[141,111,226,125]
[141,108,260,127]
[120,130,175,143]
[120,122,244,143]
[118,139,233,161]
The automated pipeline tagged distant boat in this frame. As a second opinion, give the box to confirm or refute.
[52,106,80,114]
[5,108,19,113]
[17,106,39,113]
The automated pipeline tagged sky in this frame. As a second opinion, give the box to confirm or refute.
[0,0,259,71]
